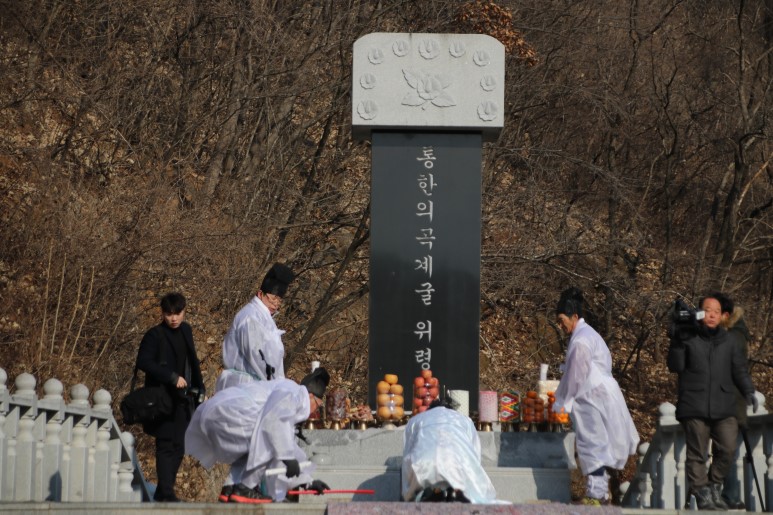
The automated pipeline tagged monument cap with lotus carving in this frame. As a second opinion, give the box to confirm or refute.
[352,33,505,142]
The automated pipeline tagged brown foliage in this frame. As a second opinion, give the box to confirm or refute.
[456,1,538,65]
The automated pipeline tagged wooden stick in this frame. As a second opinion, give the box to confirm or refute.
[264,460,312,476]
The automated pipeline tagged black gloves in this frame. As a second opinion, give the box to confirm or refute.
[305,479,329,495]
[283,459,300,478]
[747,393,759,413]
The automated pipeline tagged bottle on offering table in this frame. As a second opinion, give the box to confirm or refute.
[306,361,322,427]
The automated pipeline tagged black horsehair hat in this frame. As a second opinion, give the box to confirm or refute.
[556,287,584,318]
[260,263,295,298]
[301,367,330,398]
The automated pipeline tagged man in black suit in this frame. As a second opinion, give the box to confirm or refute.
[137,292,205,502]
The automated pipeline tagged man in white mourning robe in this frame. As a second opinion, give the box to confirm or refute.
[215,263,294,391]
[402,400,504,504]
[186,368,329,503]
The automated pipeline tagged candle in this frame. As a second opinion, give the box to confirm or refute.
[479,390,498,422]
[448,390,469,417]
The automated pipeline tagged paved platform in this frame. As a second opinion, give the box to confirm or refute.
[0,502,711,514]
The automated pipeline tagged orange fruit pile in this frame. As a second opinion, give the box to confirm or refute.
[546,391,570,424]
[376,374,404,420]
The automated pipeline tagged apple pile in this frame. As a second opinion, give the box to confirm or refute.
[412,369,439,414]
[375,374,405,421]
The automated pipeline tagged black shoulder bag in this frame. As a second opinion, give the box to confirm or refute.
[120,331,174,425]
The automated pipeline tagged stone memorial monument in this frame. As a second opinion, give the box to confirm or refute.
[352,33,504,412]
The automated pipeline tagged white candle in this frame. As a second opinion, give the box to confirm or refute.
[448,390,469,417]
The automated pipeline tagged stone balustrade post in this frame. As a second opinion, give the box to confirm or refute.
[91,389,112,501]
[762,415,773,514]
[0,368,7,501]
[657,402,679,509]
[66,383,90,501]
[635,441,651,508]
[746,422,765,511]
[38,378,65,501]
[11,373,37,501]
[117,431,136,501]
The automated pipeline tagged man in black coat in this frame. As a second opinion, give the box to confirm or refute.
[137,292,205,502]
[667,292,757,511]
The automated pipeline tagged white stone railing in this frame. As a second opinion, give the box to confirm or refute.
[0,367,149,502]
[621,393,772,512]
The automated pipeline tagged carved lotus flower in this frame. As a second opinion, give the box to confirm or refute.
[368,48,384,64]
[449,41,466,58]
[473,50,491,66]
[402,70,456,108]
[393,40,409,57]
[480,75,497,92]
[360,73,376,89]
[418,39,440,59]
[357,100,378,120]
[477,101,498,121]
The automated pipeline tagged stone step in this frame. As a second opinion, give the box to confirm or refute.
[297,427,576,504]
[303,464,571,504]
[327,502,623,514]
[299,427,576,467]
[0,501,680,514]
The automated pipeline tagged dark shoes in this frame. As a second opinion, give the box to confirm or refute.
[218,484,233,503]
[418,486,470,503]
[153,494,181,502]
[709,483,729,510]
[228,483,273,504]
[694,485,719,510]
[722,496,746,510]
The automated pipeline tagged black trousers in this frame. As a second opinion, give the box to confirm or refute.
[153,401,190,501]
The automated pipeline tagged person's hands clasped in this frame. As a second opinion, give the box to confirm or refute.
[747,392,759,413]
[176,376,188,389]
[282,459,300,478]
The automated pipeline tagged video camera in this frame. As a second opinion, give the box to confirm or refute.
[668,298,705,341]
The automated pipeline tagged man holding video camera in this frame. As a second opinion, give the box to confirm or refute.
[667,292,758,511]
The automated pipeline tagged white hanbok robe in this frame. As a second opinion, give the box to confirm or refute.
[185,378,314,501]
[402,406,500,504]
[553,318,639,474]
[215,296,285,391]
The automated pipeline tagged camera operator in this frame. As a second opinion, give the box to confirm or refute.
[667,292,758,511]
[718,294,753,510]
